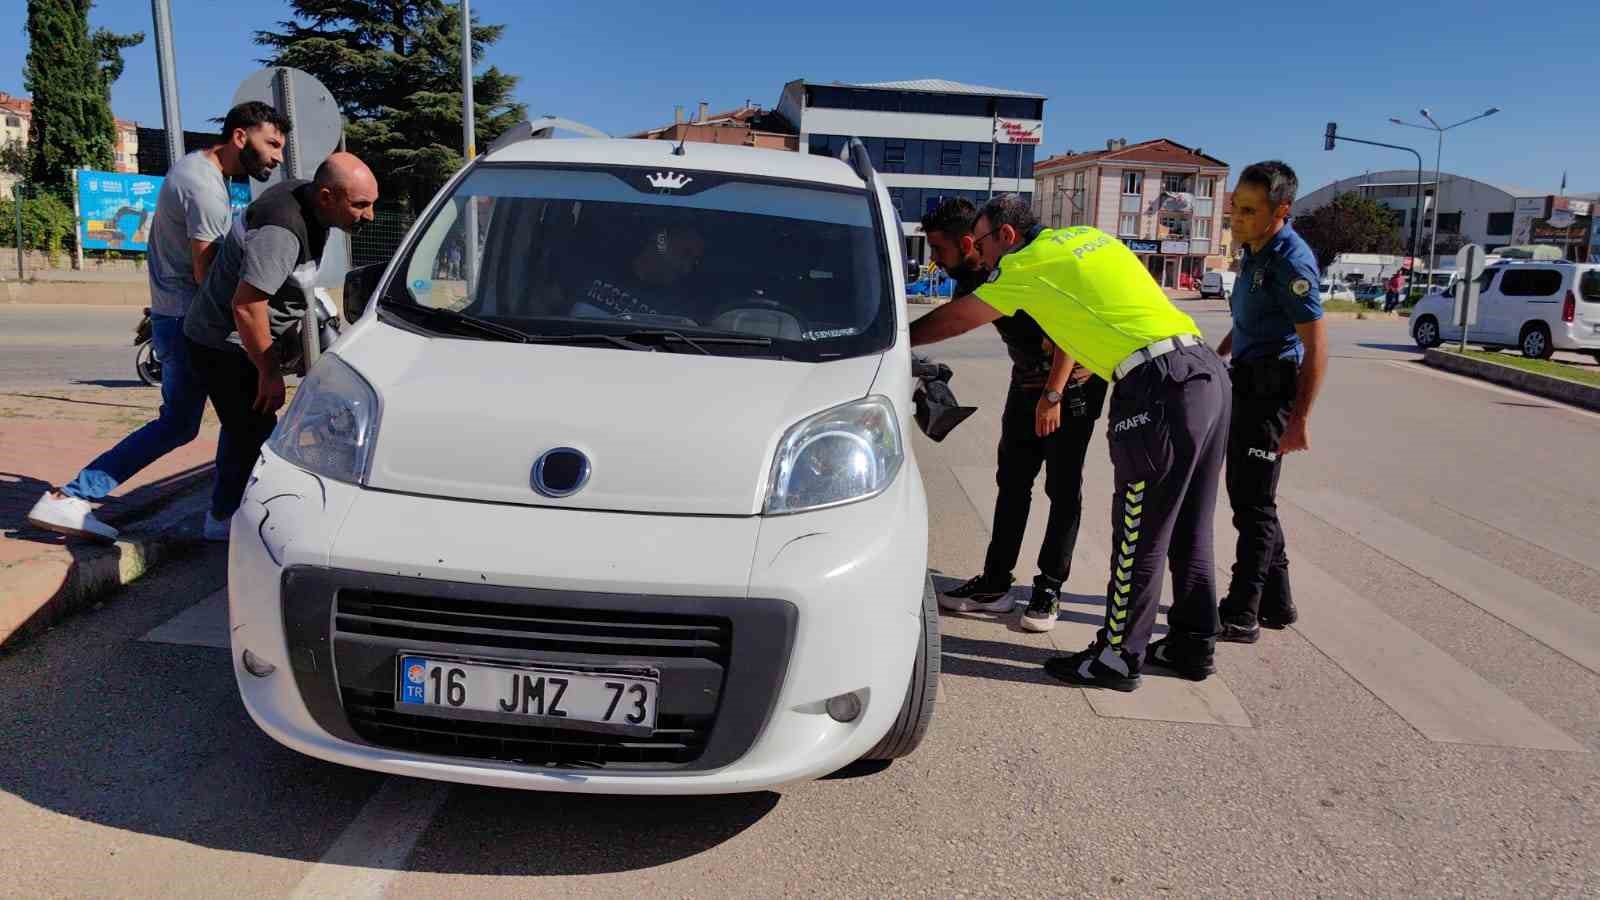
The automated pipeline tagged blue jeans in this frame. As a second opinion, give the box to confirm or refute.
[63,314,213,502]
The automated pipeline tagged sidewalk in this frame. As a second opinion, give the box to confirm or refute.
[0,386,220,648]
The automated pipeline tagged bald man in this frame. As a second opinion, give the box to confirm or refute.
[184,152,379,535]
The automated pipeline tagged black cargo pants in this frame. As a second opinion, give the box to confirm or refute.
[1221,356,1299,623]
[984,376,1108,586]
[1099,341,1230,661]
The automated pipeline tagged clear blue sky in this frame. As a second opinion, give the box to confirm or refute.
[3,0,1595,196]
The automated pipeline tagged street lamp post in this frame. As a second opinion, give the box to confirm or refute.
[1389,107,1500,278]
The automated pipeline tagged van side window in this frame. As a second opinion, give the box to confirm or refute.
[1580,270,1600,303]
[1498,269,1563,297]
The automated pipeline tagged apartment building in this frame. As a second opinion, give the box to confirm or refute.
[1032,138,1228,287]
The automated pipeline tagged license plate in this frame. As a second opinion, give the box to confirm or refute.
[397,655,658,730]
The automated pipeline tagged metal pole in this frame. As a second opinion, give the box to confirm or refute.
[272,69,303,179]
[150,0,184,172]
[1428,130,1442,275]
[460,0,478,298]
[13,183,23,281]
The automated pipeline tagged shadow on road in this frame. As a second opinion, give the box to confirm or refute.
[72,379,152,390]
[1355,342,1423,354]
[0,545,778,876]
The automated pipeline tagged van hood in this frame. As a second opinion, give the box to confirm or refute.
[346,332,885,516]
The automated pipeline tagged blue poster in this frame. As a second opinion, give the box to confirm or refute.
[77,168,252,253]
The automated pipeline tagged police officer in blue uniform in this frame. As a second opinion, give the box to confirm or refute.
[1214,161,1328,643]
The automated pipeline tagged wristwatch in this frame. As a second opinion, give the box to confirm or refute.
[1044,389,1062,405]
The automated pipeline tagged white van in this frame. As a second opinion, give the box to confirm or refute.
[226,127,939,794]
[1200,270,1236,299]
[1411,261,1600,360]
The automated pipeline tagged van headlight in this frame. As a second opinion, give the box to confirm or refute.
[764,396,903,515]
[268,354,381,485]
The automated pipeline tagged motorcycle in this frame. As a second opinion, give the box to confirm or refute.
[134,307,161,386]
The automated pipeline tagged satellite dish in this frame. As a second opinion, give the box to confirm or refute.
[231,67,348,288]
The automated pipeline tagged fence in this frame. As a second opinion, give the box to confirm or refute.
[350,203,415,268]
[1,181,80,278]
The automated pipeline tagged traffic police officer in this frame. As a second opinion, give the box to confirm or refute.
[911,196,1230,692]
[1214,161,1328,642]
[919,198,1109,632]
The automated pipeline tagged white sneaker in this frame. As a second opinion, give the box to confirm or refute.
[204,511,232,543]
[26,491,120,543]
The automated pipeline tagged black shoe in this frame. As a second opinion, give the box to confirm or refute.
[1018,579,1062,633]
[1259,600,1298,629]
[1043,643,1142,692]
[1217,613,1260,644]
[938,573,1015,613]
[1143,636,1217,681]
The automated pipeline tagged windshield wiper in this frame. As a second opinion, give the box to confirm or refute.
[383,302,529,343]
[621,329,774,353]
[522,332,653,352]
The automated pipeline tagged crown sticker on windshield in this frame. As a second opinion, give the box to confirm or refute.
[646,171,693,191]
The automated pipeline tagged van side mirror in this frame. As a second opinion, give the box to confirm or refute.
[343,263,387,324]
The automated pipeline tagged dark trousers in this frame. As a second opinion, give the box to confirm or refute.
[984,377,1107,585]
[1383,290,1400,312]
[1100,343,1230,660]
[186,339,278,520]
[1222,357,1298,622]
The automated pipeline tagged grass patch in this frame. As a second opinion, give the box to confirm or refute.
[1445,349,1600,388]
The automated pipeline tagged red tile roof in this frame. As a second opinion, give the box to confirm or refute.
[1035,138,1228,174]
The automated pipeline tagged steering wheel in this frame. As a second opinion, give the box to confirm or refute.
[706,297,808,341]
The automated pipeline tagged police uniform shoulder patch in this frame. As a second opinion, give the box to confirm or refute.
[1291,278,1311,297]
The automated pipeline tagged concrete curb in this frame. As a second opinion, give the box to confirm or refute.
[0,483,212,652]
[1423,348,1600,413]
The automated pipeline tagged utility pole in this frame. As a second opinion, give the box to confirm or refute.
[150,0,184,172]
[987,110,997,200]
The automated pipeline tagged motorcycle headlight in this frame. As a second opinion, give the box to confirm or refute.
[764,396,903,516]
[268,354,381,485]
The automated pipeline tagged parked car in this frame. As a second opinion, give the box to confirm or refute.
[1200,270,1236,299]
[227,129,940,794]
[1410,261,1600,360]
[1318,280,1355,302]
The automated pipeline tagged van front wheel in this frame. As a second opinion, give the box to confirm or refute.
[862,575,941,760]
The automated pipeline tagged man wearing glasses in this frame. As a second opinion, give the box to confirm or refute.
[911,196,1230,693]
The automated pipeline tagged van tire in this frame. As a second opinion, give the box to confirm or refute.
[863,574,941,760]
[1520,323,1554,359]
[1413,315,1441,349]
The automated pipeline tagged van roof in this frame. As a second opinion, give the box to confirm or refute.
[481,138,868,190]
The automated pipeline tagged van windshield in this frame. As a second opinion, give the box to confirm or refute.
[378,163,894,362]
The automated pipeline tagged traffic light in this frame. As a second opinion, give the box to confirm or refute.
[1324,122,1338,151]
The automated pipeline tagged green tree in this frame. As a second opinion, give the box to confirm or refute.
[23,0,142,191]
[1292,192,1406,270]
[256,1,526,212]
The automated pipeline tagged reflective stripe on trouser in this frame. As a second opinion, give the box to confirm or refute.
[1100,343,1231,659]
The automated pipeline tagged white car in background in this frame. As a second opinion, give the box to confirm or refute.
[1199,270,1236,299]
[1318,280,1355,302]
[227,125,939,794]
[1410,261,1600,360]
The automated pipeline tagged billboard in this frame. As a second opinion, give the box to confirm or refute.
[76,169,251,252]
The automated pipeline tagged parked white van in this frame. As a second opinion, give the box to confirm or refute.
[1200,270,1236,299]
[227,125,940,794]
[1411,261,1600,360]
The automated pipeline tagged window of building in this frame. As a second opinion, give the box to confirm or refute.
[4,116,19,127]
[1194,217,1211,239]
[1119,213,1139,236]
[883,139,905,173]
[1499,269,1563,297]
[1436,212,1462,234]
[114,152,124,163]
[1160,214,1190,237]
[1122,171,1142,195]
[1486,211,1512,235]
[941,142,963,176]
[1162,173,1193,194]
[1195,177,1215,198]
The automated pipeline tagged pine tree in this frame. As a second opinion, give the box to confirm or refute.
[23,0,142,191]
[256,1,525,212]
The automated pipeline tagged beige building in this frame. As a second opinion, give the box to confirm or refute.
[631,101,798,152]
[0,91,140,196]
[1032,138,1229,288]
